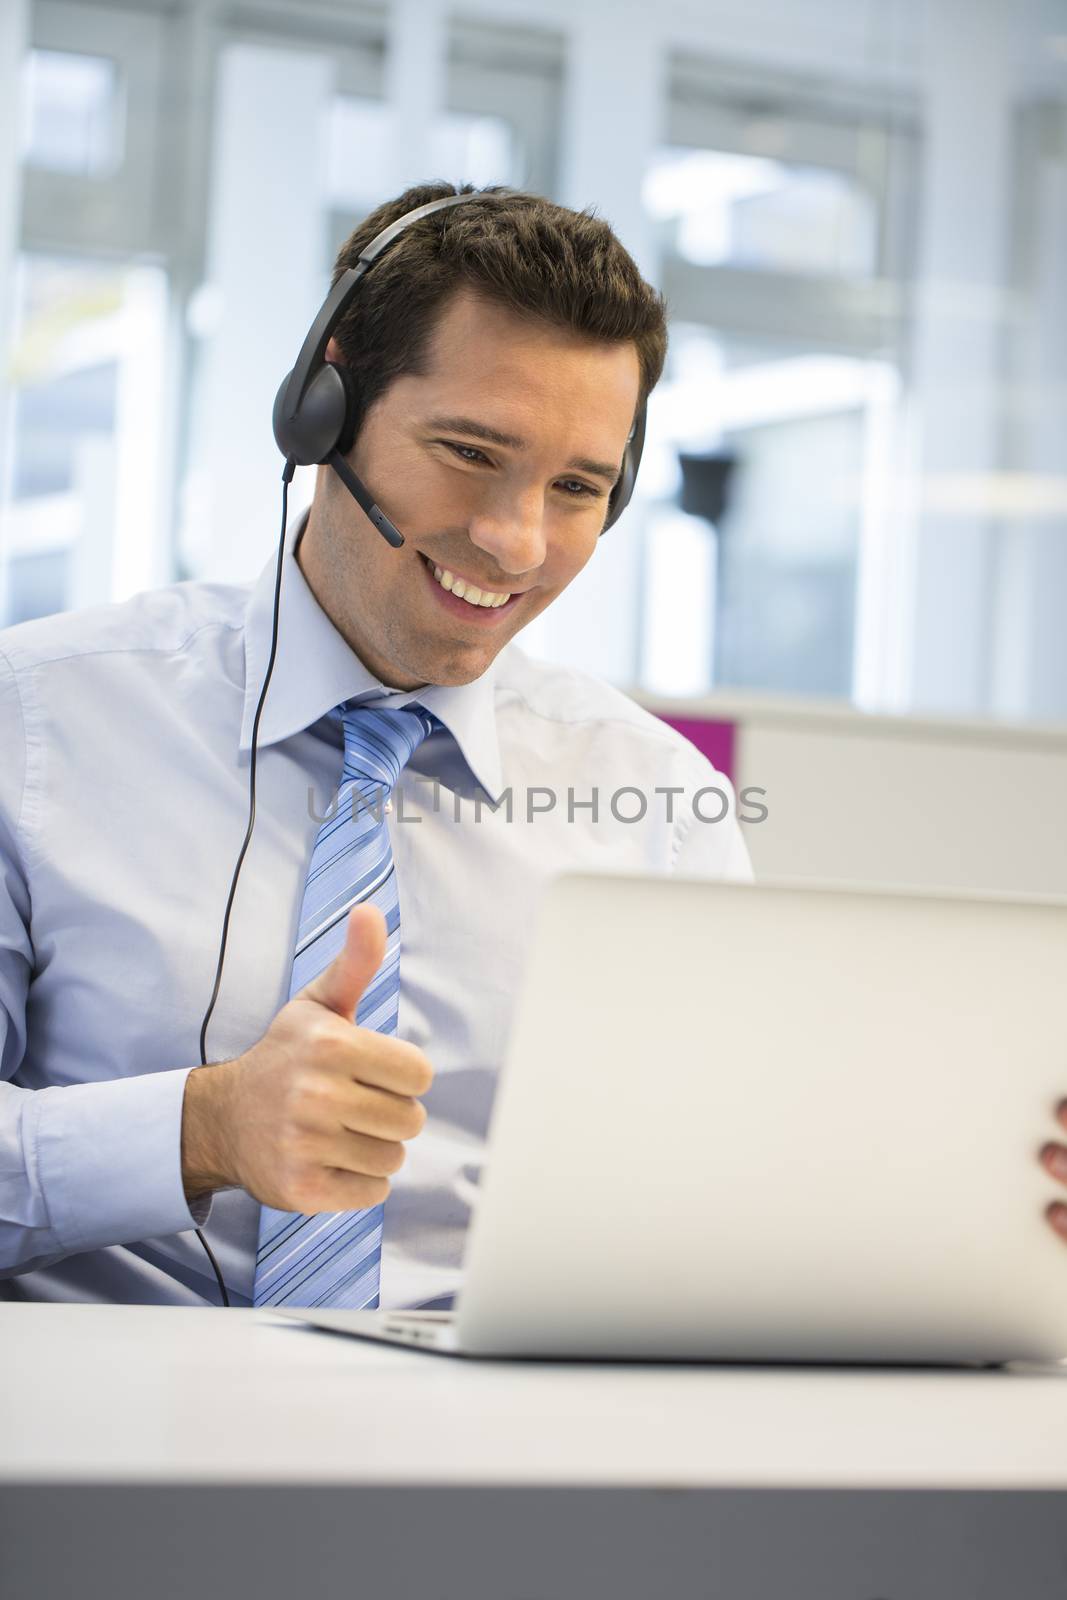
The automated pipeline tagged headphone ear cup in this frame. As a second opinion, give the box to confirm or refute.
[603,442,635,534]
[331,361,363,457]
[272,362,349,465]
[601,399,646,535]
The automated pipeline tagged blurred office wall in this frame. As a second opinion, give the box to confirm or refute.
[1,0,1066,727]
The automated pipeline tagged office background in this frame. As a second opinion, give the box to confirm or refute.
[2,0,1067,892]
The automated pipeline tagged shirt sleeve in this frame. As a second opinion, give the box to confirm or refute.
[0,647,211,1278]
[670,748,755,884]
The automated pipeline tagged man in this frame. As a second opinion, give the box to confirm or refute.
[2,183,1064,1308]
[0,183,752,1307]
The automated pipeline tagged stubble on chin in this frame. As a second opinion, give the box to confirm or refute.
[304,499,528,688]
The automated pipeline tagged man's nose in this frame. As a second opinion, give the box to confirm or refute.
[466,484,547,576]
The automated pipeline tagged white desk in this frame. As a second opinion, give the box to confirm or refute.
[3,1305,1067,1598]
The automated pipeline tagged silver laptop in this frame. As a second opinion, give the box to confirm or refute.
[277,873,1067,1365]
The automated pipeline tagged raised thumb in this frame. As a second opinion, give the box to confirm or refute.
[298,902,386,1021]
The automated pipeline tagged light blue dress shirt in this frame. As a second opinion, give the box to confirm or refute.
[0,523,751,1306]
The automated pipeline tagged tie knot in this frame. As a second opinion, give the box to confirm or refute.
[338,702,438,791]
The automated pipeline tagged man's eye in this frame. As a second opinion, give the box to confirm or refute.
[446,442,490,464]
[557,479,600,499]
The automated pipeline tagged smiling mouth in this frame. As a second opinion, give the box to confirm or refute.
[420,554,517,610]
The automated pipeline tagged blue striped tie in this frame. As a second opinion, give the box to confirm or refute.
[252,703,437,1309]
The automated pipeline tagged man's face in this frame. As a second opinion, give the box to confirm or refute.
[299,287,642,688]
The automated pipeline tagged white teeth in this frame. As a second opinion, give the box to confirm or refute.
[426,559,510,608]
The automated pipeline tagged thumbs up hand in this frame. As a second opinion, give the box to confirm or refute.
[180,904,433,1214]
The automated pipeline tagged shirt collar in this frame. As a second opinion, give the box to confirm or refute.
[239,513,505,802]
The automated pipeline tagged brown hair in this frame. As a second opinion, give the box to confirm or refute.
[329,181,668,444]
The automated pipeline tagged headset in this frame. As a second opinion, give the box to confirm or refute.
[193,188,647,1306]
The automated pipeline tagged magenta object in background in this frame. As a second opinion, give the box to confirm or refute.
[655,715,736,782]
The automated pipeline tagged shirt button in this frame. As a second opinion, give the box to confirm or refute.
[384,799,393,814]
